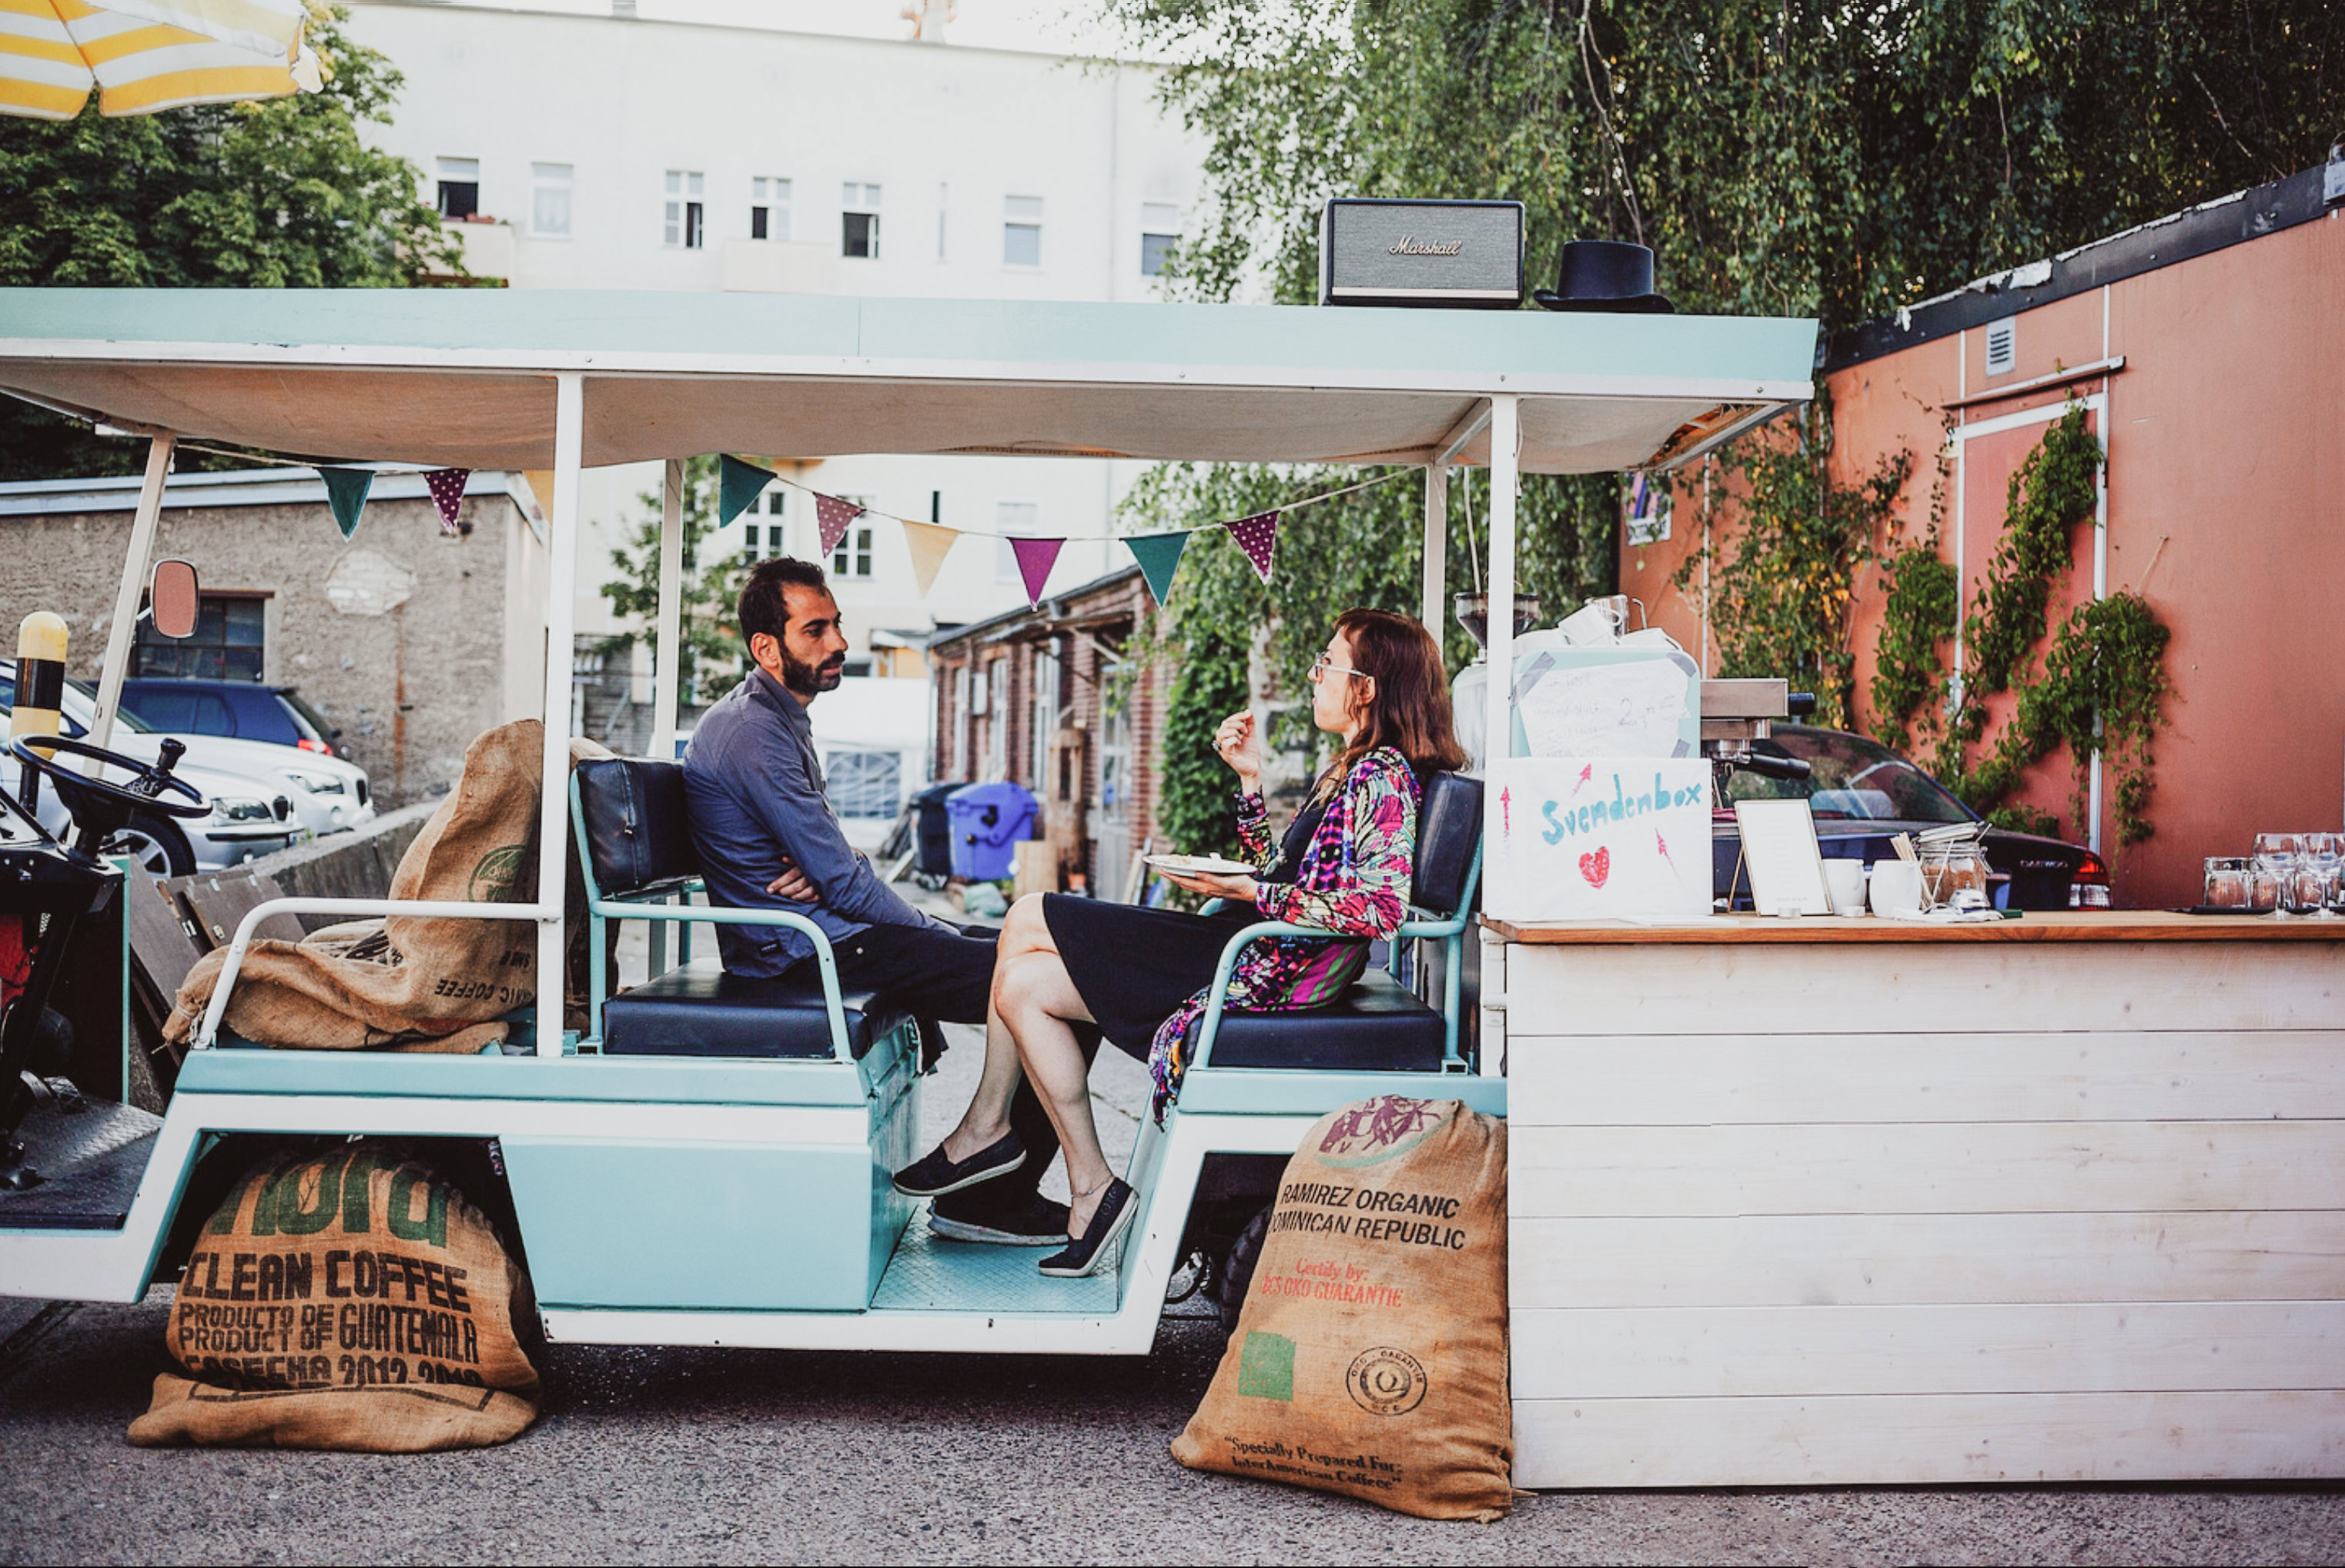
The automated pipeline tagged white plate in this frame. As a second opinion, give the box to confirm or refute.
[1146,853,1255,876]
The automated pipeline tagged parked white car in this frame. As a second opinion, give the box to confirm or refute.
[0,660,376,874]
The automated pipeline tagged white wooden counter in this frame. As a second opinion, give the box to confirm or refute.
[1483,911,2345,1487]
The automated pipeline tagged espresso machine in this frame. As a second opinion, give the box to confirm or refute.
[1699,678,1815,805]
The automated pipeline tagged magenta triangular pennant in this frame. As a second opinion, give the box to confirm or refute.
[1226,509,1280,583]
[815,493,865,557]
[423,469,470,536]
[1009,537,1064,606]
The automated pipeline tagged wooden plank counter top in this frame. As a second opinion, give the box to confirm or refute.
[1482,909,2345,944]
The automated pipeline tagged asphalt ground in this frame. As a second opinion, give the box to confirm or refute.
[3,906,2343,1563]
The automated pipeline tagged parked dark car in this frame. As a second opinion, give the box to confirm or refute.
[119,678,346,758]
[1714,723,2109,911]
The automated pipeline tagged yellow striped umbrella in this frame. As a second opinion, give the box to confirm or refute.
[0,0,317,120]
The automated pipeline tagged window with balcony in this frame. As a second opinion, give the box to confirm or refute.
[842,182,881,259]
[664,169,704,249]
[530,162,572,238]
[1141,202,1179,276]
[751,176,791,242]
[1003,195,1042,268]
[436,158,480,221]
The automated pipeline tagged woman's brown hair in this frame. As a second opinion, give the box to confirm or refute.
[1315,607,1468,799]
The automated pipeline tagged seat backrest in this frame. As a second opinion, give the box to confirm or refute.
[575,757,701,898]
[1410,771,1483,916]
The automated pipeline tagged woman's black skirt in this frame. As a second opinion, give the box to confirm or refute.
[1040,894,1256,1061]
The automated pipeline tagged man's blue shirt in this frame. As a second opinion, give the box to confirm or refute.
[683,670,935,977]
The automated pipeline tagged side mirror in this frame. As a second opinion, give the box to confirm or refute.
[150,559,199,639]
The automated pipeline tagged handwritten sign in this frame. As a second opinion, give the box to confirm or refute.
[1484,757,1713,922]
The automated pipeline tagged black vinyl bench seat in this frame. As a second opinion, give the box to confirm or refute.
[600,957,907,1060]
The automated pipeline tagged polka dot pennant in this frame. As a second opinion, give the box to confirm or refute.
[423,468,470,537]
[815,493,865,557]
[1226,509,1280,583]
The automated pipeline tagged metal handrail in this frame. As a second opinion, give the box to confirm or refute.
[192,895,555,1051]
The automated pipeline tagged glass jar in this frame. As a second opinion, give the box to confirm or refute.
[2203,856,2251,908]
[1918,844,1991,911]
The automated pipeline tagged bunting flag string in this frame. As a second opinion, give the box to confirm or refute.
[1125,530,1190,607]
[423,469,471,537]
[315,467,373,540]
[718,453,773,527]
[1008,537,1065,608]
[815,493,866,558]
[1225,510,1280,584]
[900,519,959,598]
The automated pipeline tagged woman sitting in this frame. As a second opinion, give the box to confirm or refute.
[892,607,1467,1279]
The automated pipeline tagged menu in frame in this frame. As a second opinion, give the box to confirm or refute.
[1733,798,1835,916]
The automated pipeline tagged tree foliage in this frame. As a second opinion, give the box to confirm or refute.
[598,456,748,707]
[0,6,458,480]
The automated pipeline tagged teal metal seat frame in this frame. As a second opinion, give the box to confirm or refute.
[1186,835,1484,1076]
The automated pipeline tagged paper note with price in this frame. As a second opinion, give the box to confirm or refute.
[1484,757,1712,922]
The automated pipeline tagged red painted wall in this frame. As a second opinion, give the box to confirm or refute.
[1622,209,2345,908]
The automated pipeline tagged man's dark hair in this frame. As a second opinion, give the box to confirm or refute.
[738,556,831,650]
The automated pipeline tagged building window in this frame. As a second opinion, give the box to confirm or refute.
[740,490,789,560]
[530,162,572,237]
[133,593,267,681]
[842,182,881,259]
[1141,202,1179,276]
[831,523,875,580]
[752,176,791,242]
[995,500,1039,583]
[1003,195,1042,268]
[665,169,704,249]
[437,158,480,221]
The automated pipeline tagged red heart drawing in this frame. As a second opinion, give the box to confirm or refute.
[1579,847,1610,888]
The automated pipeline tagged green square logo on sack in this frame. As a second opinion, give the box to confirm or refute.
[1172,1097,1514,1521]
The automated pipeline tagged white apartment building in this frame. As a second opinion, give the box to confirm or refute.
[343,0,1200,664]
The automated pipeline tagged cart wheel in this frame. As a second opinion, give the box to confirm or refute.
[1215,1203,1272,1339]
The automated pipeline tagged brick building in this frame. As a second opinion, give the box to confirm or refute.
[926,565,1171,900]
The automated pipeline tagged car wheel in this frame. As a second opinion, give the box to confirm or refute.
[1215,1202,1272,1339]
[110,812,196,878]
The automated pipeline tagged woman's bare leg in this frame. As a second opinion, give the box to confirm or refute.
[935,900,1058,1161]
[937,995,1024,1162]
[992,949,1118,1232]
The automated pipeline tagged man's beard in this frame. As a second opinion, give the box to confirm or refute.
[782,650,846,697]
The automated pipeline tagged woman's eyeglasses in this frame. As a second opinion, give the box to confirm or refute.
[1309,653,1367,684]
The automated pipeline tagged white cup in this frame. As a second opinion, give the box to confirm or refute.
[1868,860,1923,917]
[1823,859,1868,917]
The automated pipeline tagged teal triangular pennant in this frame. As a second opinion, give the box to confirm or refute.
[1126,530,1190,607]
[316,466,373,539]
[719,455,771,527]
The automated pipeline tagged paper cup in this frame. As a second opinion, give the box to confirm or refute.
[1868,860,1923,916]
[1823,859,1868,917]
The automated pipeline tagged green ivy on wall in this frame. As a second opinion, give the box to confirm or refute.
[1870,406,2172,844]
[1671,400,1913,730]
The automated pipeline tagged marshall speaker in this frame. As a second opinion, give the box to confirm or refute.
[1319,199,1524,309]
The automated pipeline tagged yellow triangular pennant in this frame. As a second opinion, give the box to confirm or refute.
[902,519,959,597]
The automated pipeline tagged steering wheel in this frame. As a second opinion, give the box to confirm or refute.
[11,734,209,858]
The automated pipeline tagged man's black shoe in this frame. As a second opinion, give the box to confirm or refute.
[928,1190,1071,1247]
[893,1132,1025,1197]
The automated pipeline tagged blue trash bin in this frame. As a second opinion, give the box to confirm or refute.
[945,781,1038,881]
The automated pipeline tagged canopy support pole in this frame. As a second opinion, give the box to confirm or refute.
[85,433,174,761]
[537,372,584,1058]
[1482,394,1520,773]
[652,457,685,759]
[1420,464,1447,637]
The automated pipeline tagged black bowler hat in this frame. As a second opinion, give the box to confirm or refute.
[1532,239,1674,313]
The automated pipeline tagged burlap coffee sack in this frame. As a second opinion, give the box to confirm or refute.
[1172,1096,1514,1520]
[162,721,611,1051]
[129,1142,538,1452]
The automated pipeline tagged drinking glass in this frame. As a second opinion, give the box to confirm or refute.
[2203,856,2250,909]
[2252,834,2294,914]
[2303,833,2343,919]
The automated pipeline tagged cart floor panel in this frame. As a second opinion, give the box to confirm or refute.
[0,1096,162,1230]
[871,1205,1120,1316]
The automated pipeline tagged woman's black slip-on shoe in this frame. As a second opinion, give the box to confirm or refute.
[1039,1178,1136,1279]
[892,1132,1026,1197]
